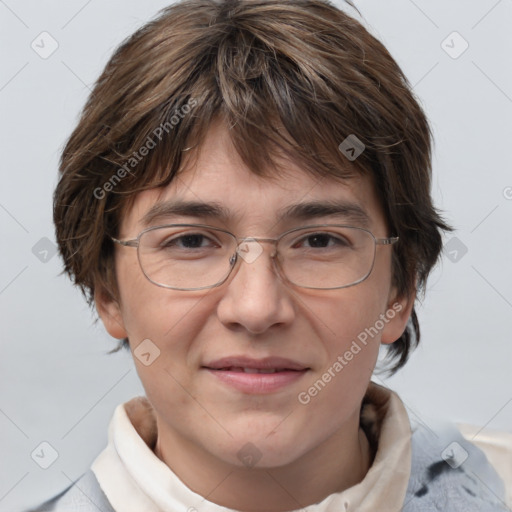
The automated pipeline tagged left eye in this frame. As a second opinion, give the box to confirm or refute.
[295,233,349,249]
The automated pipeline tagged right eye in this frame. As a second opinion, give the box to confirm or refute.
[159,232,219,250]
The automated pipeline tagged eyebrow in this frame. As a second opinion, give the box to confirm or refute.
[277,200,371,227]
[141,200,231,226]
[141,199,371,228]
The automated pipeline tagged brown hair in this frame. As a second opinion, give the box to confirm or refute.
[54,0,450,374]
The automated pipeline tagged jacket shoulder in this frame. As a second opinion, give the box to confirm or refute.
[28,470,115,512]
[403,421,508,511]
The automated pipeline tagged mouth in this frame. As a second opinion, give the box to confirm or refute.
[204,356,308,371]
[202,357,310,394]
[210,367,300,374]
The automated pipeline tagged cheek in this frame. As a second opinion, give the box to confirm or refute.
[118,288,219,418]
[117,273,221,396]
[120,286,215,354]
[115,250,205,340]
[113,253,210,366]
[301,285,389,353]
[293,290,386,435]
[296,262,392,391]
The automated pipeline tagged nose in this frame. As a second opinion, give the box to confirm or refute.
[216,239,295,335]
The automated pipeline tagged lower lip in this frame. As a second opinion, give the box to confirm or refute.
[204,368,308,394]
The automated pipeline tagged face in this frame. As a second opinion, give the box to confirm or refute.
[97,120,412,470]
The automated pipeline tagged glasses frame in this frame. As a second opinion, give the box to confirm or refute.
[111,223,398,291]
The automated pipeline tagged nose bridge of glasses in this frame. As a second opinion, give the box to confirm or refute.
[235,237,278,264]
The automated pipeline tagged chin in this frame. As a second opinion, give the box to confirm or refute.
[215,420,313,469]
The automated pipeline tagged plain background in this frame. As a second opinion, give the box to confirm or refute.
[1,0,511,510]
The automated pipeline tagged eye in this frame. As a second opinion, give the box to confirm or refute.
[294,232,351,249]
[161,232,219,250]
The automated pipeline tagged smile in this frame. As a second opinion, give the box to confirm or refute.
[214,367,294,373]
[204,368,308,393]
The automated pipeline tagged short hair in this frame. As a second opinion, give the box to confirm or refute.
[54,0,451,374]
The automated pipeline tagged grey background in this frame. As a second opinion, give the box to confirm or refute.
[1,0,511,510]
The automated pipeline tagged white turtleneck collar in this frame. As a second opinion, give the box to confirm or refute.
[91,382,412,511]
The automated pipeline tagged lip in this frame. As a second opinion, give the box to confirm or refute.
[204,356,308,371]
[202,356,310,394]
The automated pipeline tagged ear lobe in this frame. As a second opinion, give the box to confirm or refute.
[94,287,128,340]
[380,289,416,345]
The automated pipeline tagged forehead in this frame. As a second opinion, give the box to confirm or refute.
[120,122,387,236]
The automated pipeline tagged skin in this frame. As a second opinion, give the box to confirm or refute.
[96,120,414,511]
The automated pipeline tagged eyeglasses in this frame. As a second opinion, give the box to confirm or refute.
[111,224,398,291]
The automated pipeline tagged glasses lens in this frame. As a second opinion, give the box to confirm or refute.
[138,226,236,290]
[278,226,376,289]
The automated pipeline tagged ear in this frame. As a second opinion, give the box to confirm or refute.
[94,287,128,340]
[380,287,416,345]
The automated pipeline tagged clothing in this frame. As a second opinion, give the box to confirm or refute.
[30,383,510,512]
[457,423,512,505]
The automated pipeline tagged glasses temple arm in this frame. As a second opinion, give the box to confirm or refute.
[375,236,399,245]
[111,236,138,247]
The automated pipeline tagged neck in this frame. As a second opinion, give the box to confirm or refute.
[154,416,372,512]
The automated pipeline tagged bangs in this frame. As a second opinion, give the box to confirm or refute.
[100,19,373,208]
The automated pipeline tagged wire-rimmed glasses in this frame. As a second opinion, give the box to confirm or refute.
[111,224,398,291]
